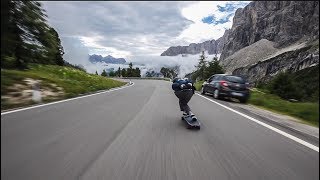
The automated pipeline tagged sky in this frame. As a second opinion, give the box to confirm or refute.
[42,1,250,75]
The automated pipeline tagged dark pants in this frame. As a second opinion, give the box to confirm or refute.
[174,90,193,113]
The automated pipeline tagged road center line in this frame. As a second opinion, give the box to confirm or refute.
[196,93,319,152]
[1,82,135,116]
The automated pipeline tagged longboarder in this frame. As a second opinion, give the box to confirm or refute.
[172,77,200,129]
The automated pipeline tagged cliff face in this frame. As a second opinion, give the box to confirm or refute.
[232,42,319,84]
[160,39,221,56]
[220,39,278,74]
[219,1,319,61]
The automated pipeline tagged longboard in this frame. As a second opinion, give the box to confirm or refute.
[182,115,200,129]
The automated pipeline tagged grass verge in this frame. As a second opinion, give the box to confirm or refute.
[1,64,127,110]
[248,89,318,127]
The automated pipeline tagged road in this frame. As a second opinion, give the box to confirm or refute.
[1,80,319,180]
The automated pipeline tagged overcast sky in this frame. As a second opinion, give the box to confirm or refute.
[42,1,250,74]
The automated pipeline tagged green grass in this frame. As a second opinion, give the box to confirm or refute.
[1,64,127,110]
[194,80,205,91]
[249,89,319,127]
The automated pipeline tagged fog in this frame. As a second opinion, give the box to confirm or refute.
[62,40,219,78]
[129,54,218,77]
[78,55,219,78]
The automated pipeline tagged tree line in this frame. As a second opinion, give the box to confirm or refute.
[256,64,319,102]
[1,1,68,69]
[189,51,225,82]
[160,65,179,79]
[99,62,141,77]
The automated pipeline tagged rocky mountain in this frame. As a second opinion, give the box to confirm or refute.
[89,54,126,64]
[215,1,319,84]
[232,40,319,84]
[219,1,319,61]
[160,38,224,56]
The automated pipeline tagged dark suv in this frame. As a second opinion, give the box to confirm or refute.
[200,74,250,103]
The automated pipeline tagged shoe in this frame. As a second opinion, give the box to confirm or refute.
[189,111,195,117]
[183,111,188,116]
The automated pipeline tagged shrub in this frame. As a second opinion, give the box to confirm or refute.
[267,72,301,100]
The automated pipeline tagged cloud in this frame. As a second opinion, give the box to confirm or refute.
[176,1,250,43]
[42,1,192,57]
[41,1,249,76]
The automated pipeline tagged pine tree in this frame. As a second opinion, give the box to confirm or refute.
[195,51,207,80]
[121,68,127,77]
[134,67,141,77]
[101,69,107,77]
[127,62,133,77]
[1,1,65,69]
[48,28,64,65]
[109,71,116,77]
[117,67,121,77]
[204,57,224,79]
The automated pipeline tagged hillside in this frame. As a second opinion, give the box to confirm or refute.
[232,40,319,84]
[221,39,278,73]
[219,1,319,61]
[1,64,126,110]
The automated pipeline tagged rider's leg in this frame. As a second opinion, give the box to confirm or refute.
[175,90,193,115]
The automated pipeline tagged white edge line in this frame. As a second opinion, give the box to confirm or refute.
[196,93,319,152]
[1,82,135,116]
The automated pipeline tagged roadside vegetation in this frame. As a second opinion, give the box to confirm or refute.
[256,64,319,102]
[249,89,318,127]
[100,62,142,78]
[1,64,127,110]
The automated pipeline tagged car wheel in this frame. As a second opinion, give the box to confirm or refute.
[201,86,206,95]
[239,98,248,104]
[213,89,220,99]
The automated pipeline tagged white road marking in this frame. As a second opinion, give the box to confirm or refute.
[196,93,319,152]
[1,82,134,116]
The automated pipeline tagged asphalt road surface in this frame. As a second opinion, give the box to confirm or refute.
[1,80,319,180]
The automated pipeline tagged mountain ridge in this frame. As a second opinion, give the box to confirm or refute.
[89,54,126,64]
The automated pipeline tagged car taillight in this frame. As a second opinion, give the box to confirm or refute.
[220,81,228,87]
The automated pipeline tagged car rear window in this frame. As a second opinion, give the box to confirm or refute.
[224,76,245,83]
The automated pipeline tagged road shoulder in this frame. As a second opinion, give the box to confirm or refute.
[196,93,319,146]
